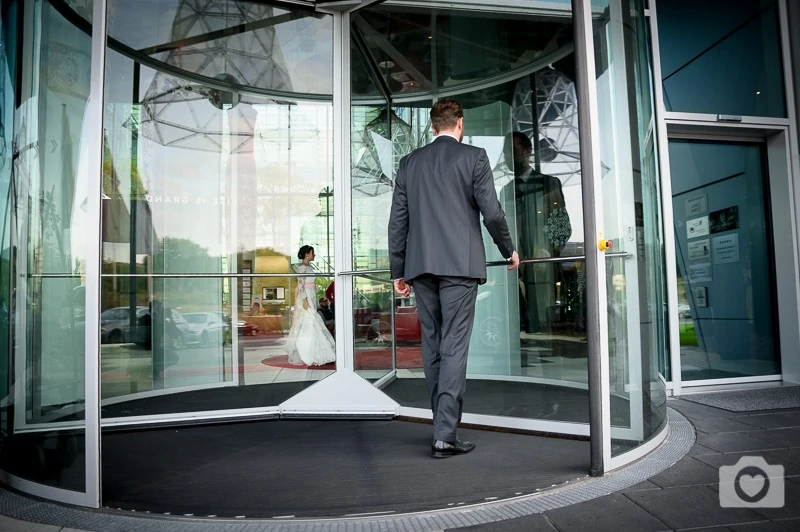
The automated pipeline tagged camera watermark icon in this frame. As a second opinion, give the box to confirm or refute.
[719,456,784,508]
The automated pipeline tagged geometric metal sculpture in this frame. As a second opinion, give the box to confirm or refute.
[511,68,582,187]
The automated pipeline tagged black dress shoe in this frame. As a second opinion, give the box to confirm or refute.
[431,439,476,458]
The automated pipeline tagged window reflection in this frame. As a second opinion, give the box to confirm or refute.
[103,64,334,275]
[669,140,779,381]
[98,0,336,417]
[100,275,336,415]
[3,0,91,491]
[78,0,332,94]
[351,103,431,271]
[352,8,575,96]
[353,274,395,382]
[594,0,668,453]
[658,0,785,117]
[101,0,335,277]
[357,3,591,424]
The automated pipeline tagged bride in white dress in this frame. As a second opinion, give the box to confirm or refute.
[284,245,337,366]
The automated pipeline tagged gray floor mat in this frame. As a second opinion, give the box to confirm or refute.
[681,386,800,412]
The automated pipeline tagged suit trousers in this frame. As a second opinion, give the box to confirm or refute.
[411,275,479,442]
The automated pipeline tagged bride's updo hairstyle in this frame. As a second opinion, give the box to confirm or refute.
[298,245,314,261]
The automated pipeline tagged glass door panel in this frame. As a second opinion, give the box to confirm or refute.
[353,273,395,382]
[356,1,593,424]
[98,0,335,417]
[593,0,668,455]
[669,139,779,381]
[1,0,94,497]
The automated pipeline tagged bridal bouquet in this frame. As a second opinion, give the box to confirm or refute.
[544,208,571,248]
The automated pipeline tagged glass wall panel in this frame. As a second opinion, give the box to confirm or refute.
[350,101,431,271]
[353,272,395,382]
[101,1,333,278]
[657,0,786,117]
[669,140,779,381]
[101,275,336,417]
[593,0,668,456]
[354,5,576,95]
[0,0,91,491]
[97,0,335,418]
[0,0,14,425]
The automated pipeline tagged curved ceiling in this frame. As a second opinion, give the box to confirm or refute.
[58,0,580,103]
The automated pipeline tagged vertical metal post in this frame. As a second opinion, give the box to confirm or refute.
[85,0,109,508]
[647,0,682,395]
[128,62,139,371]
[332,10,355,372]
[572,0,611,476]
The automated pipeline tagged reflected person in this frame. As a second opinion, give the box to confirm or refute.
[142,299,180,389]
[318,297,335,335]
[284,245,336,366]
[502,132,570,334]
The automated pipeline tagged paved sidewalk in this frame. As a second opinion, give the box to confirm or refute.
[445,398,800,531]
[2,397,800,531]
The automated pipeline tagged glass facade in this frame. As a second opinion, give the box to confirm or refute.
[657,0,786,117]
[4,0,795,509]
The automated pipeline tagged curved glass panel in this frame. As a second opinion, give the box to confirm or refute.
[99,1,335,418]
[351,102,431,271]
[368,2,593,425]
[657,0,785,117]
[66,0,332,96]
[102,9,334,276]
[593,0,668,455]
[0,0,92,492]
[353,272,395,383]
[353,6,575,97]
[101,274,336,417]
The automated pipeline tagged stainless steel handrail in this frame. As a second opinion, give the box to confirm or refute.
[28,252,629,278]
[338,251,630,275]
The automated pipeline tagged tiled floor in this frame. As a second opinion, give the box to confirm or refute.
[445,398,800,531]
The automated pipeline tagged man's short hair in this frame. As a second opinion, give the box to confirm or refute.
[430,99,464,133]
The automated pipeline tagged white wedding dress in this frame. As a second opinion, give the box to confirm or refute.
[284,265,336,366]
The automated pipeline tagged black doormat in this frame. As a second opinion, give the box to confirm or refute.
[101,382,310,418]
[102,419,589,518]
[384,377,632,426]
[681,386,800,412]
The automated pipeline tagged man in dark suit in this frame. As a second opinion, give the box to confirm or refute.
[389,100,519,458]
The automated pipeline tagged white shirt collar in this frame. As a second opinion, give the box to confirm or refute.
[435,132,461,142]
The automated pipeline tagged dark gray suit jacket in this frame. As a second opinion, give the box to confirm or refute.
[389,135,515,284]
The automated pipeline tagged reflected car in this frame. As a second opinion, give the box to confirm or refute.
[183,312,230,346]
[238,319,260,336]
[678,303,691,318]
[361,292,500,347]
[100,306,149,344]
[134,307,200,349]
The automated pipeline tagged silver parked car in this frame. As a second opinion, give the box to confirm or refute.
[100,306,149,344]
[182,312,230,346]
